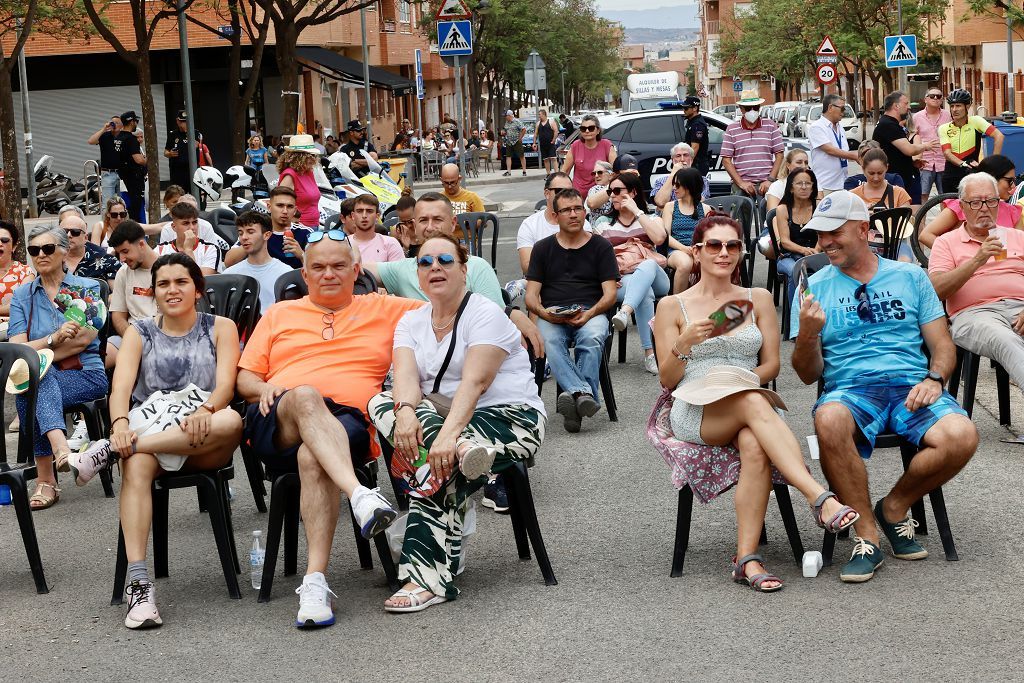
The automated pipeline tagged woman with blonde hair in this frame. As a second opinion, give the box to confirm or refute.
[91,197,129,249]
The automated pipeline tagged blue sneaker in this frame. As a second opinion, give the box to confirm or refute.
[839,537,884,583]
[874,498,928,560]
[482,475,510,514]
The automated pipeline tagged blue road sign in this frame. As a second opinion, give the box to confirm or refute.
[733,80,743,92]
[438,20,473,56]
[884,34,918,68]
[414,48,425,100]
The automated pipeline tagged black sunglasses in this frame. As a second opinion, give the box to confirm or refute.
[108,211,128,219]
[579,125,598,132]
[28,244,59,257]
[854,283,874,323]
[64,228,85,237]
[609,187,629,195]
[416,253,457,268]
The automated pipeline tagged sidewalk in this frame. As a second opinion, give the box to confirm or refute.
[415,167,545,191]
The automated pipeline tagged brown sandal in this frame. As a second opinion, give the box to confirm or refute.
[29,482,61,511]
[54,450,72,473]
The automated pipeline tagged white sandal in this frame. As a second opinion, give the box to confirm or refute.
[456,439,497,481]
[384,586,448,613]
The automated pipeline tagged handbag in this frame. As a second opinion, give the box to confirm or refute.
[423,292,472,418]
[614,237,667,275]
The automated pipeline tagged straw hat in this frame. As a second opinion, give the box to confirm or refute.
[672,365,787,410]
[284,134,321,155]
[6,348,55,395]
[736,90,766,106]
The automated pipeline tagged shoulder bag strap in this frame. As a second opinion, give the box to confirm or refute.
[430,292,473,395]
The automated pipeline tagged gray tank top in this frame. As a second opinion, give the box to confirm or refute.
[130,312,218,408]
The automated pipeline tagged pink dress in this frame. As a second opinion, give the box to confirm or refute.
[570,139,614,196]
[280,167,321,228]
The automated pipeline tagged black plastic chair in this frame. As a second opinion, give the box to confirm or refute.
[273,268,378,302]
[200,274,262,342]
[762,208,785,300]
[456,212,500,268]
[534,199,547,211]
[111,465,242,604]
[949,347,1011,426]
[383,215,400,230]
[0,343,49,593]
[870,207,913,262]
[203,207,239,250]
[706,195,756,286]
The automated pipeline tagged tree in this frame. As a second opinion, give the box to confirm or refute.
[247,0,374,134]
[81,0,198,221]
[185,0,270,163]
[1,0,89,227]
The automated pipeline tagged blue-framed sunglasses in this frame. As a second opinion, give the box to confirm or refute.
[416,253,457,269]
[306,229,348,244]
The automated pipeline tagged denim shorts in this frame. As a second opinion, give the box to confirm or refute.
[815,383,966,459]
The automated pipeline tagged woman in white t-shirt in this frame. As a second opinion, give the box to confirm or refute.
[765,149,809,211]
[368,233,545,614]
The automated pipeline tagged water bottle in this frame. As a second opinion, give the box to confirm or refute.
[250,530,265,590]
[0,484,12,506]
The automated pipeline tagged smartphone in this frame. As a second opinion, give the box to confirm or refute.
[547,305,582,317]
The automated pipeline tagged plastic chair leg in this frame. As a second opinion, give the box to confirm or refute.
[899,443,929,536]
[504,469,531,561]
[202,476,242,599]
[599,341,618,422]
[995,361,1011,426]
[961,351,980,418]
[241,446,268,513]
[773,484,805,564]
[927,485,959,561]
[153,488,170,578]
[258,475,291,603]
[349,498,375,570]
[671,486,694,577]
[372,531,401,591]
[9,474,48,594]
[506,463,556,585]
[821,529,836,567]
[111,523,127,605]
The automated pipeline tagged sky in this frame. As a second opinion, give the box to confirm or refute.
[595,0,693,9]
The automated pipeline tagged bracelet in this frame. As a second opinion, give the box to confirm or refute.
[670,345,692,363]
[110,416,129,429]
[394,401,416,414]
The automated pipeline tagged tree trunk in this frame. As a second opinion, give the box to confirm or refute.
[275,25,300,135]
[136,49,162,222]
[0,64,24,232]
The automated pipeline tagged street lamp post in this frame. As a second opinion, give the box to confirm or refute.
[1008,10,1015,114]
[16,18,37,218]
[361,6,373,141]
[178,0,198,196]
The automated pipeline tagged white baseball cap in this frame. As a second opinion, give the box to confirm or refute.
[801,190,870,233]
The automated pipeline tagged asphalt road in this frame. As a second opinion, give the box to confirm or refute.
[3,177,1023,680]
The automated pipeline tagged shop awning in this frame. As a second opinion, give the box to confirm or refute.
[296,46,415,97]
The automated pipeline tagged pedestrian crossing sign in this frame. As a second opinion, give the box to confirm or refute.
[884,34,918,68]
[438,20,473,56]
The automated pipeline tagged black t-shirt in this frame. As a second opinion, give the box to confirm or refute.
[340,138,377,161]
[97,130,129,170]
[165,129,196,168]
[526,233,619,308]
[685,114,711,176]
[119,132,144,178]
[872,114,916,184]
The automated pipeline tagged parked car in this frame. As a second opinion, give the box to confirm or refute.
[790,101,817,138]
[805,102,862,149]
[713,104,740,121]
[771,101,803,137]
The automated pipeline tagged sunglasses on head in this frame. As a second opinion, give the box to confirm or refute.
[108,211,128,219]
[28,244,58,257]
[579,125,598,132]
[854,283,875,323]
[306,229,348,245]
[64,228,85,237]
[416,253,457,268]
[696,239,743,255]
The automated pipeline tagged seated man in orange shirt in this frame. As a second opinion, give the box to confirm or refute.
[929,172,1024,393]
[237,229,423,629]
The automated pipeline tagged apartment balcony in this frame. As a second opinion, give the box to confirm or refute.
[705,20,720,36]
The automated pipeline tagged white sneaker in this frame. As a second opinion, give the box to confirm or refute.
[124,580,162,629]
[611,309,631,332]
[644,354,659,375]
[295,572,337,628]
[351,487,397,539]
[67,419,89,450]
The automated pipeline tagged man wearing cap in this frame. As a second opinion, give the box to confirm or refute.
[928,172,1024,398]
[791,189,977,584]
[681,96,711,177]
[118,111,148,221]
[807,94,859,195]
[164,110,196,191]
[720,90,784,198]
[87,115,129,206]
[340,120,378,174]
[501,110,528,177]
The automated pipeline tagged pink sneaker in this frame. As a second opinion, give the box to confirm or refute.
[70,439,113,486]
[124,580,162,629]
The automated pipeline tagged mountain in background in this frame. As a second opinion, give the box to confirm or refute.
[599,5,700,29]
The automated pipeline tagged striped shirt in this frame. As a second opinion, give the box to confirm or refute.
[720,119,784,184]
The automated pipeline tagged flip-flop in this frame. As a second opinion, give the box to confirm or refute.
[731,553,783,593]
[384,586,448,613]
[707,300,753,338]
[29,482,60,511]
[812,490,860,533]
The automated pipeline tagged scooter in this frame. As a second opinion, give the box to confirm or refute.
[224,164,270,204]
[32,156,101,216]
[324,150,401,220]
[229,162,342,229]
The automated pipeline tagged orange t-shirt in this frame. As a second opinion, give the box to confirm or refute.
[239,293,425,421]
[850,182,911,210]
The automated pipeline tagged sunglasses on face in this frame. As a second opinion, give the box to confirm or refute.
[696,239,743,254]
[926,93,943,99]
[306,229,348,244]
[108,211,128,219]
[64,228,85,237]
[579,125,598,132]
[28,244,59,257]
[591,170,608,177]
[416,253,457,269]
[440,179,460,186]
[609,187,630,195]
[854,283,874,323]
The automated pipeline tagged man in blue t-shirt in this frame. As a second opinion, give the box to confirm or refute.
[791,190,977,584]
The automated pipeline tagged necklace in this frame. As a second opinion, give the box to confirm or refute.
[431,311,457,330]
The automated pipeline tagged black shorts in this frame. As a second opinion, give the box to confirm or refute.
[244,391,371,475]
[539,143,555,159]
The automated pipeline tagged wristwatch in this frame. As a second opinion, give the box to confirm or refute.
[925,370,945,386]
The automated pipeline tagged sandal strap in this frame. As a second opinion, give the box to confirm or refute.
[812,490,836,514]
[34,482,61,495]
[734,553,765,571]
[390,586,432,607]
[748,572,782,588]
[825,505,857,531]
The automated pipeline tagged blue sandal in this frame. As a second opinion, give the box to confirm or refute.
[812,490,860,533]
[732,553,783,593]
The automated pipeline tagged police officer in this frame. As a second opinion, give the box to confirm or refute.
[164,110,196,190]
[118,111,147,221]
[681,95,710,176]
[339,119,378,174]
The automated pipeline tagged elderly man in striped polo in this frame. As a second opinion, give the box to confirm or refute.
[720,90,785,199]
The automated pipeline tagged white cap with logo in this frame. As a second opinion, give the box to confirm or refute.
[801,190,870,233]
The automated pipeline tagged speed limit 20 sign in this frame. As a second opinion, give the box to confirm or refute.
[816,63,837,85]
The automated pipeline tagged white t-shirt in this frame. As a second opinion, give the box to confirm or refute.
[222,258,294,313]
[159,219,230,252]
[767,178,787,200]
[516,209,591,250]
[393,293,545,414]
[155,239,222,273]
[808,116,850,191]
[110,264,157,321]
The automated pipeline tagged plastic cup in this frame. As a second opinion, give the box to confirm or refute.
[802,550,823,577]
[992,227,1008,261]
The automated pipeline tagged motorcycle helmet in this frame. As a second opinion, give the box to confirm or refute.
[224,165,252,189]
[193,166,224,202]
[947,88,972,105]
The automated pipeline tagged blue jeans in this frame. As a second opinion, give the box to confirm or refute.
[537,313,609,402]
[617,260,670,350]
[919,169,943,199]
[100,171,121,207]
[16,367,108,457]
[777,255,800,304]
